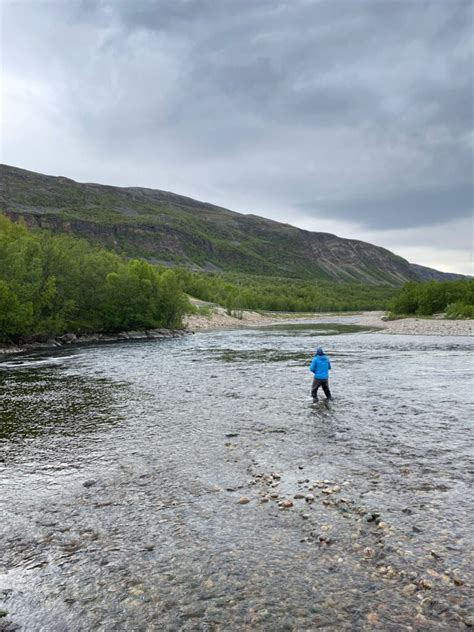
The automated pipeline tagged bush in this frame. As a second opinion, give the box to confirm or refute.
[389,279,474,318]
[445,302,474,319]
[0,215,190,341]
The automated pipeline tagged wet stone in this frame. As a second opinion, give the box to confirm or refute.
[419,579,433,590]
[238,496,250,505]
[82,480,97,488]
[403,584,417,596]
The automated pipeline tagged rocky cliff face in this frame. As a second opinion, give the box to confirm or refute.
[0,164,460,285]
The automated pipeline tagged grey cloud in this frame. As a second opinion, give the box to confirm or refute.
[299,183,473,230]
[1,0,473,241]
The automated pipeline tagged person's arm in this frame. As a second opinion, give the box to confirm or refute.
[309,357,317,373]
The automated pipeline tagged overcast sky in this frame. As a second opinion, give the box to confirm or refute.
[1,0,473,274]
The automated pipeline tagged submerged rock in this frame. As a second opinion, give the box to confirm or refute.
[402,584,418,595]
[419,579,433,590]
[238,496,250,505]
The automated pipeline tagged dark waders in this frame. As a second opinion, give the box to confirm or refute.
[311,378,332,402]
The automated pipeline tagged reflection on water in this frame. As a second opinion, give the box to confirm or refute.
[0,369,124,441]
[0,327,473,631]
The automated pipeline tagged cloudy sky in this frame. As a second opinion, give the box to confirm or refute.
[1,0,473,273]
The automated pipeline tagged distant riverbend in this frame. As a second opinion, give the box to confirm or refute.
[0,321,472,630]
[185,308,474,337]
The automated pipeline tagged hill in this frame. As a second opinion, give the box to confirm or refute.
[0,164,463,285]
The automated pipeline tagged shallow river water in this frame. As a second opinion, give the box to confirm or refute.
[1,320,473,631]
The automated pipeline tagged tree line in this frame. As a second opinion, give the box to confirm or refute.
[388,279,474,318]
[2,215,471,342]
[174,269,395,313]
[0,215,189,341]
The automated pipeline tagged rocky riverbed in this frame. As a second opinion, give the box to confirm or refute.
[1,323,472,630]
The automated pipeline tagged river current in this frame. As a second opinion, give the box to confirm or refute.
[1,320,473,631]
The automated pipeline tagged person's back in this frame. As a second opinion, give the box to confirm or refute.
[309,346,332,402]
[310,353,330,379]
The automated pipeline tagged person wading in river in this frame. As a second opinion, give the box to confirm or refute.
[309,346,332,403]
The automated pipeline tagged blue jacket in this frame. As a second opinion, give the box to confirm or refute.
[310,353,331,380]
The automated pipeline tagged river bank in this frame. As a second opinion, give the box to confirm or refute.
[185,307,474,337]
[1,310,472,357]
[0,328,187,356]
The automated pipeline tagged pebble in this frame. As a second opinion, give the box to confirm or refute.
[279,499,293,509]
[238,497,250,505]
[293,493,305,499]
[367,612,379,625]
[305,494,315,502]
[82,480,97,488]
[451,572,464,586]
[260,496,269,503]
[403,584,418,595]
[270,493,279,499]
[302,514,311,520]
[419,579,433,590]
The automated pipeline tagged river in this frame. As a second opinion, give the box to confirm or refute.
[1,320,473,631]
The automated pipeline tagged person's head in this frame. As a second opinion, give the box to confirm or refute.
[316,346,324,356]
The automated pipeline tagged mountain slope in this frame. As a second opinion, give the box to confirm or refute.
[0,164,461,285]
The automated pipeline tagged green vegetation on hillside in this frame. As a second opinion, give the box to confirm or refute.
[5,216,469,344]
[176,269,396,313]
[0,215,189,341]
[4,164,450,285]
[388,280,474,318]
